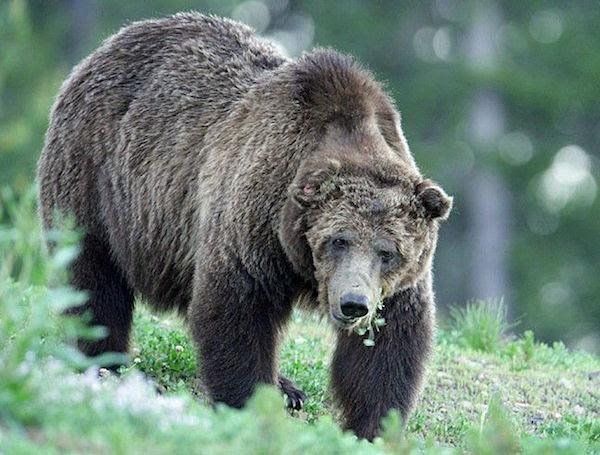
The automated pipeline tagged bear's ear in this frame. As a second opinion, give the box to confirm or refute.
[416,180,453,220]
[291,159,341,207]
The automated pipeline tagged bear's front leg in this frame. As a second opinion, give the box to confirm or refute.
[331,283,434,441]
[190,258,293,408]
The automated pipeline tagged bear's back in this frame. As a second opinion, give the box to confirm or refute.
[86,12,286,115]
[43,13,286,165]
[37,13,287,310]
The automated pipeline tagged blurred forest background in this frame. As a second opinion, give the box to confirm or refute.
[1,0,598,353]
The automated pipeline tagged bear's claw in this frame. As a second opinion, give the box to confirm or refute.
[278,374,308,411]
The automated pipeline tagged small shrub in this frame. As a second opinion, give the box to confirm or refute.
[503,330,536,371]
[449,298,513,352]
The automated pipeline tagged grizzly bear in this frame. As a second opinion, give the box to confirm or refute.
[37,13,451,440]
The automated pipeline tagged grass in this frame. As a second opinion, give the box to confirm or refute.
[129,304,600,450]
[448,298,513,353]
[1,189,599,453]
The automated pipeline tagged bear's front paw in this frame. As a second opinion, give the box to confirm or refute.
[278,374,308,411]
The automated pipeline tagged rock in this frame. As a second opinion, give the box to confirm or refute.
[530,414,544,425]
[98,367,111,378]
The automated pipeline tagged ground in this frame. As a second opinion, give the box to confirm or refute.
[129,305,600,449]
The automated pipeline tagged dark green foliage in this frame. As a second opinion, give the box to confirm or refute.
[0,1,64,191]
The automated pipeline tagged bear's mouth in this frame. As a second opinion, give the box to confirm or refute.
[329,309,375,330]
[328,288,385,333]
[330,312,355,328]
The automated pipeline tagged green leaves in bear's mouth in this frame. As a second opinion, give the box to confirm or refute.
[348,291,386,346]
[356,317,386,346]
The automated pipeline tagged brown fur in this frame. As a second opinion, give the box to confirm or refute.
[37,13,451,440]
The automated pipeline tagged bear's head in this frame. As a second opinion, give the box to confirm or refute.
[280,154,452,329]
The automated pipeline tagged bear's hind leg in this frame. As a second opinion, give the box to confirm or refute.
[67,233,134,364]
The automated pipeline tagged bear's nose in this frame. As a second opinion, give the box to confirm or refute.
[340,293,369,318]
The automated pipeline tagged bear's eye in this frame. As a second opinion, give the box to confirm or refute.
[331,237,349,250]
[378,250,396,264]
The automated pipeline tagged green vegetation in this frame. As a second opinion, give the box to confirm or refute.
[1,193,598,453]
[128,306,600,450]
[448,298,513,352]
